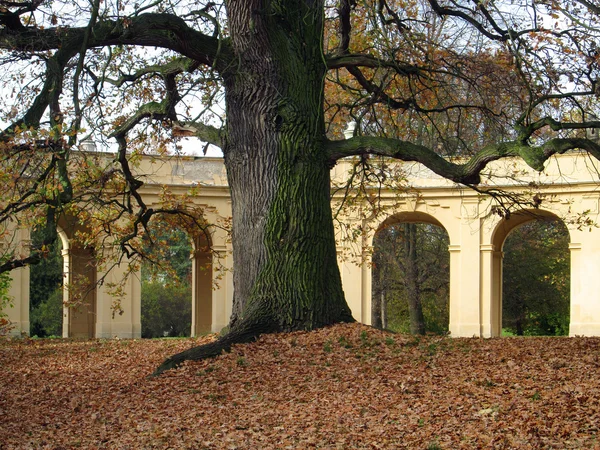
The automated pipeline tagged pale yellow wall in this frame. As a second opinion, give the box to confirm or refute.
[4,151,600,338]
[335,152,600,337]
[3,226,30,337]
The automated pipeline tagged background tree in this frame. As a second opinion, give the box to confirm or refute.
[141,283,192,338]
[502,219,570,336]
[372,222,449,334]
[141,226,193,338]
[29,228,63,337]
[0,0,598,373]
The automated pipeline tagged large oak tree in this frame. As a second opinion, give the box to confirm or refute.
[0,0,599,373]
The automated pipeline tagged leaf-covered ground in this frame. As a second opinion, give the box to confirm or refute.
[2,323,600,449]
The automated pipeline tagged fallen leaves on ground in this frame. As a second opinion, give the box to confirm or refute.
[1,323,600,449]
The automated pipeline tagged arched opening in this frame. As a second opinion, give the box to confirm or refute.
[57,217,97,339]
[29,228,64,337]
[371,212,450,334]
[29,220,98,339]
[140,219,214,338]
[140,226,193,338]
[491,211,571,336]
[192,233,213,336]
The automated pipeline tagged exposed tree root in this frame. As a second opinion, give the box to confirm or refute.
[151,318,275,377]
[152,308,356,376]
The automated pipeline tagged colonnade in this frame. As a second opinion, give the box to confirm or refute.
[4,152,600,338]
[337,152,600,337]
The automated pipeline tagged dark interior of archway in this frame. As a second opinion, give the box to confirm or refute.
[502,219,570,336]
[29,227,63,337]
[372,222,449,335]
[141,227,193,338]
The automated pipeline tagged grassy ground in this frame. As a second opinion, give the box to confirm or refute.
[1,323,600,449]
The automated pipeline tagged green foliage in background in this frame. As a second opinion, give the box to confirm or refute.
[502,219,570,336]
[30,288,63,337]
[29,228,63,337]
[141,282,192,338]
[141,227,193,338]
[372,222,450,334]
[142,228,194,285]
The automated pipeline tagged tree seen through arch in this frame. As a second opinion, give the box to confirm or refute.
[372,221,450,335]
[502,219,570,336]
[29,228,63,338]
[141,226,193,338]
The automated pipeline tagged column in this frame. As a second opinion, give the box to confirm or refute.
[448,199,483,337]
[191,247,213,336]
[1,227,31,337]
[209,242,233,334]
[4,265,30,337]
[337,225,371,325]
[480,244,503,337]
[567,196,600,336]
[95,257,141,339]
[568,236,600,336]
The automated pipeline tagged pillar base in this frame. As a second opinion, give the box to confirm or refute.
[449,323,481,338]
[569,323,600,337]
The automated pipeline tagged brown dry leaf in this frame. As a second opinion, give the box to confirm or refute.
[1,324,600,448]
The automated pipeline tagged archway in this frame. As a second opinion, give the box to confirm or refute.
[192,232,213,336]
[490,210,571,336]
[140,227,193,338]
[371,212,450,334]
[28,220,97,338]
[139,221,214,338]
[29,228,63,337]
[56,219,97,339]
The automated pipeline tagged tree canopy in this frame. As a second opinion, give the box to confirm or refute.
[0,0,599,372]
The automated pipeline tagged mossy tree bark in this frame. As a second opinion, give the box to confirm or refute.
[153,0,353,375]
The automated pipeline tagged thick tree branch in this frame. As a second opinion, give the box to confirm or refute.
[172,121,223,148]
[326,53,421,74]
[108,69,181,140]
[0,13,233,73]
[336,0,354,55]
[574,0,600,15]
[326,136,600,185]
[103,57,201,87]
[520,117,600,138]
[426,0,517,42]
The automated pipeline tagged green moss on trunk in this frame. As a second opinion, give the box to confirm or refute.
[154,0,354,375]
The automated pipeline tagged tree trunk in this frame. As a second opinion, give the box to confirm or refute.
[516,301,525,336]
[381,291,388,330]
[154,0,354,375]
[404,223,426,335]
[371,288,383,329]
[371,251,383,328]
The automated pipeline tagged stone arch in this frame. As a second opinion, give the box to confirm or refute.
[56,218,97,339]
[491,209,572,251]
[487,209,571,336]
[56,227,69,252]
[371,211,451,333]
[191,231,213,336]
[373,211,449,241]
